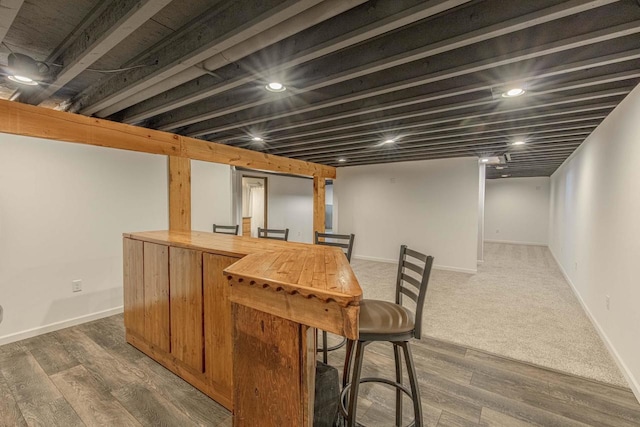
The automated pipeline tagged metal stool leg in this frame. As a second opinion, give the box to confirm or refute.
[342,339,355,389]
[346,341,366,427]
[322,330,329,364]
[393,343,403,427]
[401,342,423,427]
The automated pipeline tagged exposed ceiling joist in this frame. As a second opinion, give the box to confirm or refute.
[304,136,584,164]
[275,130,597,160]
[161,0,623,133]
[72,0,325,115]
[181,20,640,138]
[3,0,638,177]
[0,0,23,44]
[236,84,634,144]
[262,117,607,157]
[256,92,625,151]
[94,0,373,118]
[19,0,174,106]
[209,53,640,137]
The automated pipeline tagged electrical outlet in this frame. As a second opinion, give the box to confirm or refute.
[606,295,610,310]
[72,280,82,293]
[0,305,3,324]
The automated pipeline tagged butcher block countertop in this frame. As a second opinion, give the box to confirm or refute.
[124,230,362,308]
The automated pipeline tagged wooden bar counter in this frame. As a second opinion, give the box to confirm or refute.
[122,230,362,426]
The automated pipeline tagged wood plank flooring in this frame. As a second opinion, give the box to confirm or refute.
[0,314,638,426]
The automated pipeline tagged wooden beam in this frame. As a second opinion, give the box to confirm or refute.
[0,99,336,178]
[168,156,191,231]
[313,176,326,235]
[0,99,181,155]
[184,137,335,179]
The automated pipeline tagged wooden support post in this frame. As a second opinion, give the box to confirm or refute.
[313,176,326,236]
[232,303,315,426]
[168,156,191,231]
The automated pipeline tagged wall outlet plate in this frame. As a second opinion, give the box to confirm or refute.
[72,280,82,292]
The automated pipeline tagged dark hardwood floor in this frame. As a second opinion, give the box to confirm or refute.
[0,314,638,426]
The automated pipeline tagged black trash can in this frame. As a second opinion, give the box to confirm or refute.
[314,361,340,426]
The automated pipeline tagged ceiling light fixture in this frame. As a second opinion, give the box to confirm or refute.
[496,166,505,170]
[7,74,38,85]
[7,53,40,86]
[502,87,525,98]
[265,82,286,92]
[512,140,526,146]
[251,136,263,142]
[501,174,511,178]
[338,158,347,163]
[383,138,396,144]
[480,158,489,163]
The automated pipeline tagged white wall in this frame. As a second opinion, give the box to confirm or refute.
[334,157,479,273]
[549,84,640,398]
[191,160,232,232]
[233,171,314,243]
[478,164,485,261]
[0,134,168,344]
[485,177,550,245]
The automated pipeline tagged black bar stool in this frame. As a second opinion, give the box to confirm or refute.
[257,227,289,241]
[340,245,434,427]
[314,231,355,364]
[212,224,239,235]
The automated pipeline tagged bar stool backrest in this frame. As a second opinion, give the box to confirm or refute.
[394,245,434,340]
[314,231,355,262]
[257,227,289,241]
[213,224,239,235]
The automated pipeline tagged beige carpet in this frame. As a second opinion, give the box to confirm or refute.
[350,242,628,387]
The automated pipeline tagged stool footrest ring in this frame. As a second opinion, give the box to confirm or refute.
[317,337,347,353]
[339,377,416,427]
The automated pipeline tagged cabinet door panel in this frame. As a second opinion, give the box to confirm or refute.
[204,253,239,395]
[143,242,170,352]
[170,247,204,372]
[123,238,144,336]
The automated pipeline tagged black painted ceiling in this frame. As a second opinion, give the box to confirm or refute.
[1,0,639,178]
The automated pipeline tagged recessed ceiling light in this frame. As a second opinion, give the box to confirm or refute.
[251,136,263,142]
[512,140,526,145]
[383,138,396,144]
[338,158,347,163]
[502,88,525,98]
[501,174,511,178]
[265,82,286,92]
[8,75,38,86]
[480,158,489,163]
[496,166,505,170]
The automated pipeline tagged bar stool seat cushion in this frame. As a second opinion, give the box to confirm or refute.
[359,300,414,335]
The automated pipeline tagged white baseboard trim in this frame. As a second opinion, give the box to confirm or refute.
[549,248,640,401]
[484,239,548,247]
[353,255,477,274]
[0,306,124,346]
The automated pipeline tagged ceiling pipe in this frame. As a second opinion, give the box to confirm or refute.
[95,0,367,118]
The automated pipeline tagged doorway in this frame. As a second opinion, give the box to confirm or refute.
[241,176,267,237]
